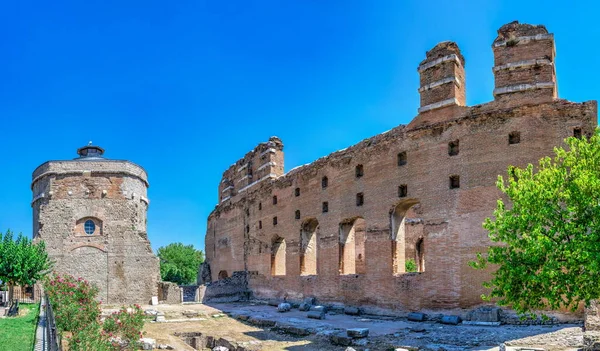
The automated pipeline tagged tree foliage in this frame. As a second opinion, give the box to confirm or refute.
[0,230,52,287]
[471,131,600,314]
[157,243,204,285]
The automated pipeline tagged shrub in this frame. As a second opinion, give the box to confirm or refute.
[45,274,145,350]
[405,259,417,273]
[103,305,145,349]
[45,274,100,333]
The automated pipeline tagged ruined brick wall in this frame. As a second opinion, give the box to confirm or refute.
[32,151,160,304]
[158,282,182,304]
[205,22,598,312]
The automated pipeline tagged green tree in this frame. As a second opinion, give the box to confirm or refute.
[0,230,53,301]
[471,130,600,315]
[157,243,204,285]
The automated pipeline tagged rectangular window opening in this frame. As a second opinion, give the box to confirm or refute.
[509,131,521,145]
[322,201,329,213]
[295,187,300,197]
[448,140,459,156]
[273,216,278,226]
[355,165,364,178]
[449,175,460,189]
[322,176,328,188]
[356,192,364,206]
[398,184,407,198]
[273,196,278,205]
[397,151,407,166]
[574,127,582,139]
[295,210,301,220]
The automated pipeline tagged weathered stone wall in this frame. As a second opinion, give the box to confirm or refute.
[158,282,182,304]
[200,271,250,303]
[205,22,598,312]
[32,156,160,304]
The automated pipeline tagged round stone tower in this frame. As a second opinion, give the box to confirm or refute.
[32,144,159,304]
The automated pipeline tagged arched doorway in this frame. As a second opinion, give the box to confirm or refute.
[390,199,420,275]
[300,218,319,275]
[271,235,286,276]
[339,217,366,275]
[218,270,229,280]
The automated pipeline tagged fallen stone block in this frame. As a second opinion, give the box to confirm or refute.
[144,309,158,316]
[440,315,462,325]
[344,306,360,316]
[212,347,229,351]
[139,338,156,350]
[345,348,357,351]
[157,344,174,350]
[299,303,311,311]
[275,325,311,336]
[462,320,501,326]
[467,306,501,323]
[310,305,326,312]
[155,312,166,322]
[277,303,291,312]
[307,310,325,320]
[346,328,369,338]
[248,317,276,327]
[267,299,280,307]
[330,333,352,346]
[329,303,345,314]
[407,312,425,322]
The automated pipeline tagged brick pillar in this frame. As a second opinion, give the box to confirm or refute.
[417,41,466,114]
[492,21,557,103]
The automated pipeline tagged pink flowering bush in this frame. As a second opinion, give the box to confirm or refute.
[45,274,101,333]
[45,274,145,350]
[103,305,145,349]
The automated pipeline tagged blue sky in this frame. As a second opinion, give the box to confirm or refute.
[0,1,598,253]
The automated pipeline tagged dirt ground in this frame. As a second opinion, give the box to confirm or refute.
[122,302,585,351]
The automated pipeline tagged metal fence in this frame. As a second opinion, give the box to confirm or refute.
[0,285,42,305]
[44,293,62,351]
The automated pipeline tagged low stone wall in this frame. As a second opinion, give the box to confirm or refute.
[157,282,181,304]
[200,271,250,303]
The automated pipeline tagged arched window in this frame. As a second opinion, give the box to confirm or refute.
[322,176,328,188]
[218,270,229,280]
[76,217,102,236]
[84,220,95,235]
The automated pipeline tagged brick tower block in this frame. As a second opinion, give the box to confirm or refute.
[492,21,557,105]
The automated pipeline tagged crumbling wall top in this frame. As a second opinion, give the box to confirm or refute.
[420,41,465,66]
[494,21,549,44]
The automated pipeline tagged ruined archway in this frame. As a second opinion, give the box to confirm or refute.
[271,235,286,276]
[339,217,366,275]
[390,199,420,275]
[218,270,229,280]
[300,218,319,276]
